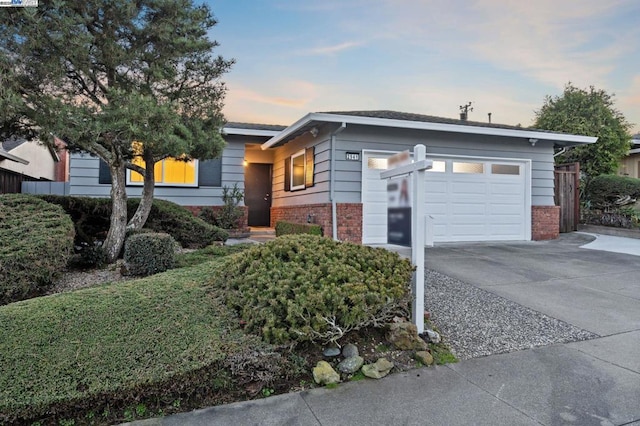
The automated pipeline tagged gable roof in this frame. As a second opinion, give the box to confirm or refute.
[261,110,598,149]
[223,122,287,137]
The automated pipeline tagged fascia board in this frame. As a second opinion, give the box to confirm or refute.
[0,149,29,165]
[262,112,598,148]
[222,127,282,137]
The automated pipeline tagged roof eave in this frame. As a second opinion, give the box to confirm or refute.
[0,149,29,165]
[222,127,282,138]
[261,112,598,149]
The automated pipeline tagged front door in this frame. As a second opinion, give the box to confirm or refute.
[245,163,272,226]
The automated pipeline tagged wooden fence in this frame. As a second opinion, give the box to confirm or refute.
[554,162,580,233]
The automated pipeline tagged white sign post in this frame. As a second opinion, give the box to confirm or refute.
[380,144,431,333]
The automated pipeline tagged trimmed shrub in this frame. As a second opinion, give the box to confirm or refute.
[275,220,323,236]
[216,234,414,345]
[144,199,228,247]
[0,194,75,305]
[585,174,640,208]
[124,233,176,276]
[40,196,228,253]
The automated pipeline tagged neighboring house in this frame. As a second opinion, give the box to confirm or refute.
[0,136,69,194]
[44,110,597,244]
[618,134,640,178]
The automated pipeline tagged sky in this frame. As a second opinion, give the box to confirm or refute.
[205,0,640,134]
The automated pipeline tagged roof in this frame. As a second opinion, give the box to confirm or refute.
[1,136,28,152]
[223,122,287,137]
[261,110,598,149]
[0,148,29,164]
[324,110,535,131]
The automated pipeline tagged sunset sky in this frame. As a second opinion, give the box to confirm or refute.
[206,0,639,134]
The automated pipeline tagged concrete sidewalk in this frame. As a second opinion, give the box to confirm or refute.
[127,233,640,426]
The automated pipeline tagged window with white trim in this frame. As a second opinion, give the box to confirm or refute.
[284,147,315,191]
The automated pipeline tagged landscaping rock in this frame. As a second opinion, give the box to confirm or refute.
[387,321,428,351]
[362,357,394,379]
[313,361,340,385]
[322,347,341,357]
[342,343,359,358]
[415,351,434,366]
[425,329,441,344]
[337,356,364,374]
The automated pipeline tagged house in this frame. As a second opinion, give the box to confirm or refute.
[46,110,597,244]
[618,134,640,178]
[0,136,69,194]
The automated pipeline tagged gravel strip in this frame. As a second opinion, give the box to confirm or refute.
[425,269,599,360]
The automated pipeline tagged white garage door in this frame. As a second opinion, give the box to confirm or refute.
[362,152,530,244]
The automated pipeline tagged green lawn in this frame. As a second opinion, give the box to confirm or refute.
[0,257,256,424]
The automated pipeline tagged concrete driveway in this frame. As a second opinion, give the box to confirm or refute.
[424,232,640,426]
[425,232,640,336]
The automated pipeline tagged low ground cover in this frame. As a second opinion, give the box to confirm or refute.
[0,237,456,425]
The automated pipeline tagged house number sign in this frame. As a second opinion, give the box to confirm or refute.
[345,152,360,161]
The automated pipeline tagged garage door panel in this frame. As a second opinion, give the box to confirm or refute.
[450,225,487,237]
[451,182,486,194]
[490,183,522,195]
[363,153,528,244]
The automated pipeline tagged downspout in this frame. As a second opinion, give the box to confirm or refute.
[553,147,567,158]
[330,122,347,240]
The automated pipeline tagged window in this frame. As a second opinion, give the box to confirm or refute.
[427,160,446,172]
[491,164,520,175]
[368,157,388,170]
[127,157,198,186]
[291,150,306,190]
[284,147,314,191]
[126,142,198,186]
[453,161,484,174]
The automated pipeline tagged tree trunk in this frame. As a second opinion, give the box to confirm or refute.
[103,163,128,263]
[127,152,156,230]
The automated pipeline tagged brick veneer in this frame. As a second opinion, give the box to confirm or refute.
[270,203,363,243]
[532,206,560,240]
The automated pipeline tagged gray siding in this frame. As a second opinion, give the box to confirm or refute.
[270,130,332,208]
[331,125,556,206]
[67,140,246,206]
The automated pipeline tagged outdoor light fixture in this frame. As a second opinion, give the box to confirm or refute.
[309,127,319,137]
[529,138,538,147]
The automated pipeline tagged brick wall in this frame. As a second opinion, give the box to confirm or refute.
[532,206,560,240]
[270,203,363,243]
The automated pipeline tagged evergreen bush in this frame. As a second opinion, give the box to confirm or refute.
[275,221,322,236]
[40,196,228,256]
[0,194,75,305]
[124,233,176,276]
[585,174,640,208]
[216,234,413,345]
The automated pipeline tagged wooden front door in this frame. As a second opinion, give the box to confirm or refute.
[245,163,272,227]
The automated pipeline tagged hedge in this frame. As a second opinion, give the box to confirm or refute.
[275,221,322,236]
[215,234,414,345]
[39,196,228,251]
[585,174,640,207]
[0,194,75,305]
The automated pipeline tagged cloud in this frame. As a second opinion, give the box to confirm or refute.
[300,41,364,56]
